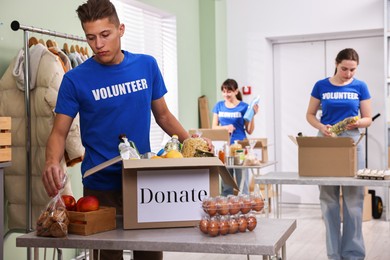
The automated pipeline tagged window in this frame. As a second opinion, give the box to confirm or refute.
[113,0,178,152]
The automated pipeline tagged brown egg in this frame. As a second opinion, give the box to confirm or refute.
[228,217,239,234]
[241,199,252,214]
[238,216,248,232]
[202,199,209,214]
[199,218,209,234]
[251,196,264,212]
[219,217,229,235]
[208,219,220,237]
[217,199,229,215]
[206,200,217,216]
[228,198,241,215]
[247,215,257,231]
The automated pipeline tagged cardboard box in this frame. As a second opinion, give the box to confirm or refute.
[68,207,116,235]
[85,157,238,230]
[198,95,211,128]
[289,136,363,177]
[388,147,390,168]
[0,117,11,162]
[188,128,230,142]
[238,138,268,163]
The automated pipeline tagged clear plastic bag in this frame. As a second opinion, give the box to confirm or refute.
[36,175,70,237]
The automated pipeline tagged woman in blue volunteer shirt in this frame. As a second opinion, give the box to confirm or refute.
[212,79,258,195]
[306,48,372,260]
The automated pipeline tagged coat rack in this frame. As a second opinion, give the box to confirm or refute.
[10,20,86,260]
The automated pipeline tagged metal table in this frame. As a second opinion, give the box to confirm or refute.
[16,218,296,260]
[255,171,390,220]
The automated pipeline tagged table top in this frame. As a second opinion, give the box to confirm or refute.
[226,161,277,171]
[255,171,390,187]
[0,162,11,169]
[16,218,296,256]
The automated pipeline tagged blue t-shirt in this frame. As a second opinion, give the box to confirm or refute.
[212,101,248,144]
[55,51,167,190]
[311,77,371,125]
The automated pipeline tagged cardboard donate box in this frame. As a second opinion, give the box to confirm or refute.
[85,157,238,230]
[289,136,363,177]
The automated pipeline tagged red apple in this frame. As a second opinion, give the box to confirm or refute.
[76,195,99,212]
[61,195,77,211]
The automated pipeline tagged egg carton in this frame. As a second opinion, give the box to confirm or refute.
[356,169,390,180]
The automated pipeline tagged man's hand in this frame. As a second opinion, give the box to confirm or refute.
[42,163,66,197]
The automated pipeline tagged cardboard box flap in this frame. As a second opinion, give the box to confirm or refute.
[84,156,121,178]
[123,157,239,191]
[188,129,230,142]
[84,156,238,190]
[296,136,355,147]
[238,138,267,148]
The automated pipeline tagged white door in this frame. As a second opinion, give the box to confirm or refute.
[274,36,385,204]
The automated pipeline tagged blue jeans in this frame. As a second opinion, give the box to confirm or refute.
[221,168,249,196]
[318,129,365,260]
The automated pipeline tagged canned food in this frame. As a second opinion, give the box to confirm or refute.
[227,156,235,166]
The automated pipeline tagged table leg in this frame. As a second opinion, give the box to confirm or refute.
[386,186,389,222]
[57,248,63,260]
[265,185,269,218]
[33,248,38,260]
[281,243,286,260]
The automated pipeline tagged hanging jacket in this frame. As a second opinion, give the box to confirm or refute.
[0,43,84,230]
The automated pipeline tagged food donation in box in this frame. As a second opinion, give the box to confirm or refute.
[84,135,238,230]
[289,134,364,177]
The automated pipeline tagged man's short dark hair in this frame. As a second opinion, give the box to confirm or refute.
[76,0,120,26]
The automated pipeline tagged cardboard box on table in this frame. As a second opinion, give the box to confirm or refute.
[84,157,238,230]
[289,135,364,177]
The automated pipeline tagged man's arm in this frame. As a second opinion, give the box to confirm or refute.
[42,114,74,197]
[151,97,190,143]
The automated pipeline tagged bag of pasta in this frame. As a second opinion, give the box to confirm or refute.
[36,175,70,238]
[181,132,209,158]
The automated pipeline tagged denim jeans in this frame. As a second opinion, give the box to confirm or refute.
[318,129,365,260]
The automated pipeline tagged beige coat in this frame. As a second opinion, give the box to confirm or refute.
[0,43,84,230]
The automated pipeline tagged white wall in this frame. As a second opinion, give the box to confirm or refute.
[226,0,383,143]
[225,0,386,202]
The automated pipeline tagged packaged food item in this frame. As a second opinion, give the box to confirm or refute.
[329,116,359,136]
[218,149,225,163]
[118,134,140,159]
[193,148,214,157]
[229,140,242,157]
[36,175,70,238]
[181,135,208,157]
[164,134,181,152]
[246,213,257,231]
[234,149,244,165]
[199,195,259,236]
[250,194,264,212]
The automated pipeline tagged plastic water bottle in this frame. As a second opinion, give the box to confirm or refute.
[243,96,260,122]
[164,134,181,152]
